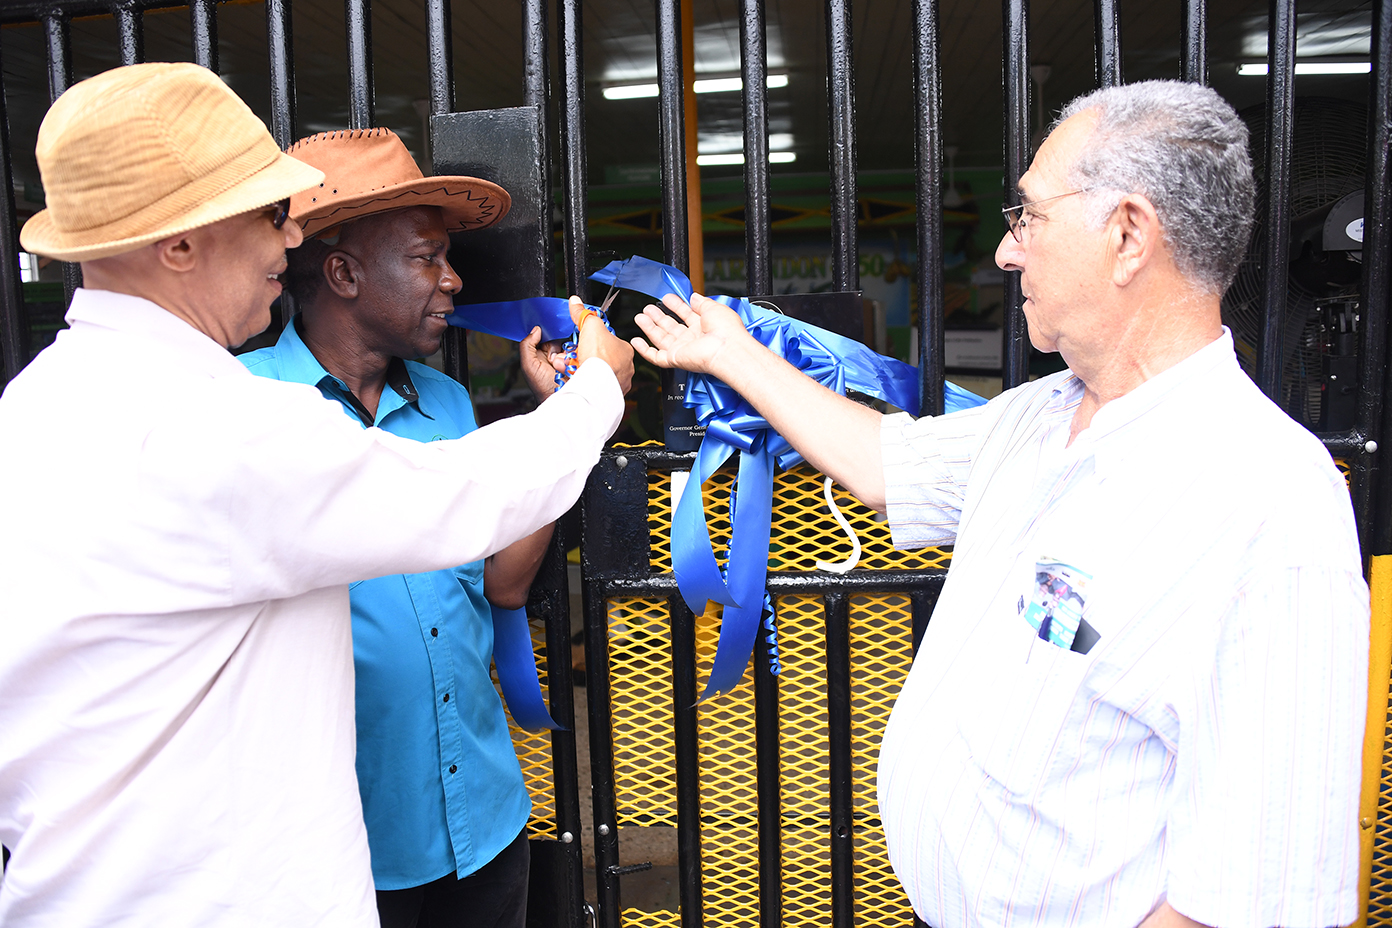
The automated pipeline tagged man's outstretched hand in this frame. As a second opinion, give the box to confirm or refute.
[631,292,750,377]
[570,296,635,393]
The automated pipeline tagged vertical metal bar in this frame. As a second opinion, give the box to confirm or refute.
[523,0,552,287]
[266,0,298,329]
[424,0,469,386]
[740,0,772,297]
[1179,0,1207,85]
[425,0,453,116]
[344,0,374,129]
[266,0,296,149]
[824,592,854,928]
[1365,0,1392,557]
[683,14,704,292]
[42,10,81,309]
[584,580,622,928]
[190,0,218,73]
[671,597,705,928]
[1256,0,1296,403]
[825,0,858,292]
[535,532,585,928]
[912,0,944,416]
[656,0,689,274]
[113,1,144,66]
[0,49,29,388]
[1001,0,1030,389]
[557,0,589,299]
[754,609,782,928]
[1093,0,1121,89]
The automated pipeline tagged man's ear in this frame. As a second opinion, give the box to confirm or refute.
[152,232,197,274]
[324,251,361,299]
[1109,193,1161,287]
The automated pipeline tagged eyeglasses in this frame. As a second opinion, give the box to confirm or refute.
[270,198,291,230]
[1001,189,1090,243]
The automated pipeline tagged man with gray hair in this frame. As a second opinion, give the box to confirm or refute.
[632,80,1368,927]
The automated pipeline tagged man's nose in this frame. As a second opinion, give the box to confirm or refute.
[439,258,462,295]
[995,231,1023,273]
[283,220,304,249]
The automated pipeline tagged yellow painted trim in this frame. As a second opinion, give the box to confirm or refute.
[1356,556,1392,927]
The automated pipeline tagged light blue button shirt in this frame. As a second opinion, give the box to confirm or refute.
[240,318,530,889]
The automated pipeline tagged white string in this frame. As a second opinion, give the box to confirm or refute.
[814,475,861,573]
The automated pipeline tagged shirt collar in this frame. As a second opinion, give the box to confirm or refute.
[65,288,251,379]
[273,316,428,427]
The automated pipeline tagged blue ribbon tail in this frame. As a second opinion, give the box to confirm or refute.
[490,605,565,731]
[671,438,740,612]
[698,598,766,701]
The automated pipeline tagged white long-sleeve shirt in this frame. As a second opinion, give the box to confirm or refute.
[0,289,623,926]
[878,331,1368,928]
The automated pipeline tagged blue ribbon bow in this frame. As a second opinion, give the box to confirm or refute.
[590,256,987,699]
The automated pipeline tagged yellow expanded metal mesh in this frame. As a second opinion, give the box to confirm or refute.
[597,454,927,927]
[646,462,952,572]
[1366,664,1392,923]
[493,615,557,839]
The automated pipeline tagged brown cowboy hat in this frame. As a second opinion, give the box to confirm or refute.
[20,62,324,263]
[286,128,510,237]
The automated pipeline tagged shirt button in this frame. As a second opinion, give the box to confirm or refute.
[449,764,457,774]
[431,628,438,637]
[443,693,449,702]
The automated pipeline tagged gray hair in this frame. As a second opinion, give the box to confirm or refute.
[1054,80,1255,295]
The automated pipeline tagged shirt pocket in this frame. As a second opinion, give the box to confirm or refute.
[453,559,484,589]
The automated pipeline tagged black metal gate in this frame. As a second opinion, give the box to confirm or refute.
[0,0,1389,926]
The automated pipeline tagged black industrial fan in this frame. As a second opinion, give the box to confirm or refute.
[1222,96,1367,431]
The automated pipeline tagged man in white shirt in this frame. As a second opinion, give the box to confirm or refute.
[632,80,1368,928]
[0,63,632,926]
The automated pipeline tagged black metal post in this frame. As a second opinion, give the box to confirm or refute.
[656,0,689,274]
[190,0,218,73]
[825,592,854,928]
[1179,0,1206,85]
[557,0,589,300]
[740,0,772,297]
[425,0,452,116]
[671,596,704,928]
[113,0,143,66]
[534,530,586,928]
[42,10,81,309]
[1001,0,1030,389]
[266,0,296,150]
[753,607,782,928]
[0,50,28,388]
[344,0,373,129]
[1365,0,1392,557]
[522,0,553,287]
[1093,0,1121,89]
[583,580,622,928]
[912,0,945,416]
[1256,0,1295,403]
[825,0,858,293]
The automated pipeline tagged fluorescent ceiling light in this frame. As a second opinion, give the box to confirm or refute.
[1238,61,1371,75]
[603,74,787,100]
[696,151,797,166]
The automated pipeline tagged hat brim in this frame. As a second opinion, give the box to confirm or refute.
[20,151,325,263]
[294,176,512,238]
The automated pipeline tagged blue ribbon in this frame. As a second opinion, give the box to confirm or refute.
[591,255,988,699]
[444,297,576,343]
[490,605,565,731]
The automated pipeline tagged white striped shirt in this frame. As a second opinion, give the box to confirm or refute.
[877,331,1368,928]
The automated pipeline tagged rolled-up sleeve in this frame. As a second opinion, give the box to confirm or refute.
[880,403,990,549]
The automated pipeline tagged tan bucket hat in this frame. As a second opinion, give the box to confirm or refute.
[286,128,510,237]
[20,62,324,263]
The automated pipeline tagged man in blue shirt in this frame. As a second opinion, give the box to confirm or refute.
[242,128,585,928]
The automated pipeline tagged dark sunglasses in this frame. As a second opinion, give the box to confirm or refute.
[270,198,291,230]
